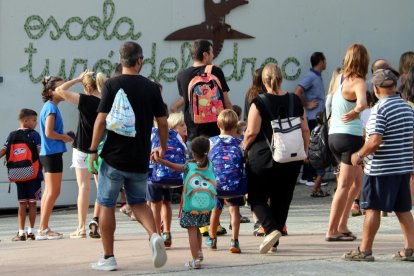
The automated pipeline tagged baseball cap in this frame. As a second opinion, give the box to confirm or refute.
[372,68,398,88]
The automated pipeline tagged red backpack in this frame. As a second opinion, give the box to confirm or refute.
[5,129,40,182]
[187,65,224,124]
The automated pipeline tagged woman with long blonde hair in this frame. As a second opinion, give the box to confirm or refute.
[326,44,368,241]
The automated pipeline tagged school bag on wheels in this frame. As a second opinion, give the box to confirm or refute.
[150,129,186,188]
[187,65,224,124]
[182,162,217,215]
[308,111,334,169]
[5,129,40,182]
[209,136,246,198]
[259,93,307,163]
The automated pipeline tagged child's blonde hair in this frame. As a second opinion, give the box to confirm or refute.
[167,112,184,129]
[83,72,107,92]
[218,109,238,131]
[236,121,247,136]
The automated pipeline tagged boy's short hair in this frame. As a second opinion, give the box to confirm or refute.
[167,112,184,129]
[218,109,238,131]
[18,108,37,121]
[232,105,242,120]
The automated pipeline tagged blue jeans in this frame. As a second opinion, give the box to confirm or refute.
[97,160,148,207]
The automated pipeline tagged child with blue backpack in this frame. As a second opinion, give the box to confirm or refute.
[153,136,216,269]
[147,112,187,247]
[206,109,246,253]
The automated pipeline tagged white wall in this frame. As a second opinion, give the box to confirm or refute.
[0,0,413,207]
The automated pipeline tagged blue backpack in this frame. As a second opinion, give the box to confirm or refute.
[182,161,217,214]
[209,136,246,198]
[150,128,186,188]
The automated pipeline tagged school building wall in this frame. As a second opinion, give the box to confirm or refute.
[0,0,413,208]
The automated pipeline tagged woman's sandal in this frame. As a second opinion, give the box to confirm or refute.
[342,247,375,262]
[393,248,414,261]
[184,258,201,269]
[36,228,63,240]
[310,190,330,198]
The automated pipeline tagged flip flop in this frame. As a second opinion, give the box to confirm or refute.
[341,232,357,240]
[325,234,355,242]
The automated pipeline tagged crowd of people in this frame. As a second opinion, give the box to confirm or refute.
[2,39,414,270]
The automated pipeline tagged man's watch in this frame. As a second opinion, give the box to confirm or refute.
[88,148,98,154]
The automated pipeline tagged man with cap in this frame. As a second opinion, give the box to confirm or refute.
[343,68,414,262]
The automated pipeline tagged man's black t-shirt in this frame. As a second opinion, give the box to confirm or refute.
[73,94,100,153]
[177,65,230,140]
[98,75,167,173]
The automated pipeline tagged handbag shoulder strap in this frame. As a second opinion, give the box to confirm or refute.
[288,93,294,117]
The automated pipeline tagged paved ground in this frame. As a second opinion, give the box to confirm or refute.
[0,181,413,275]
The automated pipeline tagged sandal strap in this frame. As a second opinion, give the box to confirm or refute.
[358,246,372,256]
[404,248,414,257]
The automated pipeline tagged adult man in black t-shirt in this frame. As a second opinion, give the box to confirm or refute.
[89,42,168,270]
[177,39,232,141]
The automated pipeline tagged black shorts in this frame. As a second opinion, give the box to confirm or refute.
[146,183,172,202]
[361,173,412,213]
[328,134,363,165]
[40,153,63,173]
[16,179,42,203]
[215,196,245,210]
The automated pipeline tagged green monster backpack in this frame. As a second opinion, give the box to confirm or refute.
[182,161,217,215]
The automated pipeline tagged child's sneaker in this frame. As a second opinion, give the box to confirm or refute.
[91,256,118,271]
[217,225,227,236]
[12,232,26,241]
[149,233,167,268]
[27,233,35,241]
[205,236,217,250]
[88,220,101,239]
[229,239,241,253]
[253,223,265,237]
[199,226,209,237]
[162,232,172,248]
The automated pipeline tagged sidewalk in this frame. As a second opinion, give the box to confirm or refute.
[0,183,413,275]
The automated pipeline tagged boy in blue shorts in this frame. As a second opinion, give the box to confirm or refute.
[205,109,245,253]
[0,109,42,241]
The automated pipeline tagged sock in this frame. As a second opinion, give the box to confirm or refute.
[18,229,26,235]
[104,255,114,259]
[28,227,34,234]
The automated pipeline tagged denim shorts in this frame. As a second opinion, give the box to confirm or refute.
[97,160,148,207]
[361,173,412,213]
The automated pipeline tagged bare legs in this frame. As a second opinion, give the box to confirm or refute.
[188,227,202,259]
[75,168,91,231]
[327,163,362,237]
[39,172,62,231]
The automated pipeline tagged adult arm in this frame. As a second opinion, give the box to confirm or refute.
[170,97,184,113]
[301,110,310,153]
[154,116,168,159]
[242,103,261,151]
[88,112,107,174]
[45,114,73,142]
[294,86,319,110]
[0,147,6,159]
[55,70,88,105]
[342,78,367,123]
[222,91,233,109]
[351,134,382,166]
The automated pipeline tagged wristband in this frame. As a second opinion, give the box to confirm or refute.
[88,148,98,154]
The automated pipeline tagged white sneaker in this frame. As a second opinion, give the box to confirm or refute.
[150,233,167,268]
[35,228,63,240]
[298,179,307,184]
[259,230,281,254]
[305,181,315,187]
[321,182,328,186]
[91,256,117,271]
